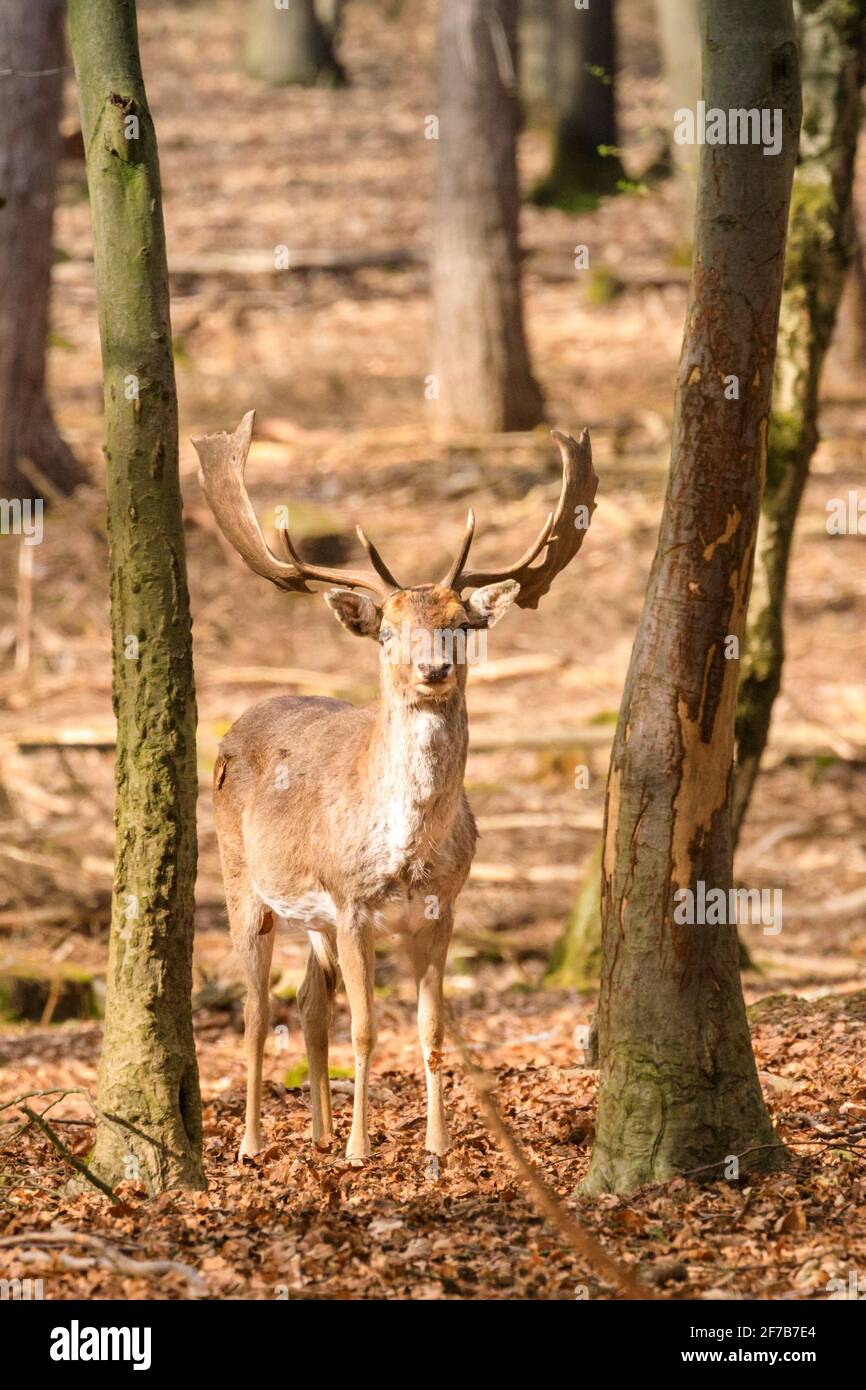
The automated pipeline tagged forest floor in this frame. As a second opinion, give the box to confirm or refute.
[1,0,865,1299]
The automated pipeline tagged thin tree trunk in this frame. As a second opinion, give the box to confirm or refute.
[532,0,624,208]
[0,0,86,499]
[733,0,866,845]
[654,0,701,200]
[544,840,602,988]
[584,0,801,1197]
[68,0,204,1192]
[832,216,866,368]
[519,0,557,125]
[432,0,543,433]
[244,0,344,87]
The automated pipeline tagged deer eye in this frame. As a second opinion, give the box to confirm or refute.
[378,628,395,643]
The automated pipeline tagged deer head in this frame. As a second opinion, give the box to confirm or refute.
[191,412,597,705]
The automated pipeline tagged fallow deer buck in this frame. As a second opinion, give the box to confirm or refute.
[192,412,597,1162]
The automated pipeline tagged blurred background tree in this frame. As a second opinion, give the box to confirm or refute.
[532,0,624,209]
[653,0,700,205]
[432,0,543,432]
[734,0,866,844]
[0,0,86,499]
[244,0,346,87]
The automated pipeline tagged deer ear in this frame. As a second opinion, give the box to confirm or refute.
[464,580,520,628]
[324,589,381,638]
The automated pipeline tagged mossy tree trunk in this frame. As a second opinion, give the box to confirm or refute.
[244,0,344,88]
[432,0,543,432]
[532,0,624,208]
[733,0,866,845]
[68,0,204,1192]
[584,0,801,1197]
[0,0,87,499]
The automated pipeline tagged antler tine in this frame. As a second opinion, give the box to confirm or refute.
[452,429,597,610]
[191,412,393,599]
[442,509,476,590]
[278,524,393,597]
[356,526,402,592]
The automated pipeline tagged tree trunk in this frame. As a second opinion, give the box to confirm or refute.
[545,840,602,988]
[519,0,557,125]
[584,0,801,1197]
[244,0,344,88]
[432,0,543,433]
[654,0,701,200]
[0,0,86,499]
[68,0,204,1192]
[733,0,866,846]
[532,0,624,208]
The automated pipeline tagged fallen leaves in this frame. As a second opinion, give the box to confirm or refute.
[1,988,865,1299]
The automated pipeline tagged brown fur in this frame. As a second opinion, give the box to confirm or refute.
[215,584,509,1161]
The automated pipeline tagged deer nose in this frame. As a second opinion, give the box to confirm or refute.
[418,661,453,685]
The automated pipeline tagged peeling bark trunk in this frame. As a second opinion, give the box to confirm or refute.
[0,0,86,499]
[432,0,543,432]
[733,0,866,845]
[532,0,623,208]
[244,0,344,88]
[584,0,801,1197]
[68,0,204,1192]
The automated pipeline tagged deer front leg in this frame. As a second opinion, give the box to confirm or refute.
[337,909,376,1161]
[410,907,453,1156]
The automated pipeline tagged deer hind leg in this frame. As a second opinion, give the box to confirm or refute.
[229,888,275,1161]
[298,933,337,1146]
[337,910,376,1161]
[410,909,453,1156]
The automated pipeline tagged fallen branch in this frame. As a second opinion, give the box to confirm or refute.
[19,1104,117,1201]
[0,1228,206,1297]
[444,1005,654,1300]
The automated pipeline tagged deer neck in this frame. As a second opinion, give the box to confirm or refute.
[363,687,468,874]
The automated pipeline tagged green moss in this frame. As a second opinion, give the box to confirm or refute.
[283,1060,308,1089]
[283,1060,353,1090]
[545,841,603,988]
[765,409,805,493]
[585,267,623,306]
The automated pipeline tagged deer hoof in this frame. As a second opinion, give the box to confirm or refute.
[238,1133,262,1162]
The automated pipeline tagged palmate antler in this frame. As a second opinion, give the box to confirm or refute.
[191,411,400,599]
[192,415,597,607]
[442,429,598,609]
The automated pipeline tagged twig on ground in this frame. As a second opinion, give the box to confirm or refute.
[18,1104,117,1201]
[0,1228,207,1297]
[444,1005,655,1301]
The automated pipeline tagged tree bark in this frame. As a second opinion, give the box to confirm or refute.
[532,0,624,208]
[733,0,866,845]
[432,0,543,433]
[68,0,204,1192]
[584,0,801,1197]
[244,0,344,88]
[0,0,86,499]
